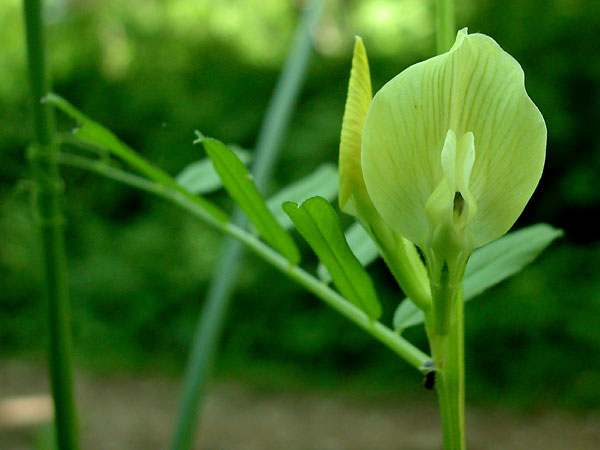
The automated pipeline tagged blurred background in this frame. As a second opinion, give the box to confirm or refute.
[2,0,600,448]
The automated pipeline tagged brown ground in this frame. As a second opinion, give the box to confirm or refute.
[1,360,599,449]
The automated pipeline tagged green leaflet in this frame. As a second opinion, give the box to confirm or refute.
[45,93,227,223]
[267,164,338,230]
[176,147,251,194]
[283,197,381,319]
[317,222,378,282]
[200,136,300,265]
[175,148,338,231]
[393,223,563,332]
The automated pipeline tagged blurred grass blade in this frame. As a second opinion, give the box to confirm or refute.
[318,222,379,282]
[172,2,325,449]
[45,93,227,224]
[200,136,300,264]
[393,223,563,331]
[267,163,338,229]
[284,197,381,319]
[176,147,251,194]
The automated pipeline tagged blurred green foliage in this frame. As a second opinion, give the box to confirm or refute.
[2,0,600,411]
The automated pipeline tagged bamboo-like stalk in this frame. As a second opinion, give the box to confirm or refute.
[23,1,79,449]
[170,2,326,449]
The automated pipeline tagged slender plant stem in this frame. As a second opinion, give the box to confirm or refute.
[23,1,79,449]
[436,0,456,53]
[57,152,430,371]
[432,2,465,447]
[171,1,326,448]
[426,295,465,450]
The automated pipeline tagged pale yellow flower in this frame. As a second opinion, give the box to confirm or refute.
[339,30,546,330]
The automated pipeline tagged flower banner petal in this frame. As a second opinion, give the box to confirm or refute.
[361,29,546,250]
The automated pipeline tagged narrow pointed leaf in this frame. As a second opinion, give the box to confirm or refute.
[201,137,300,264]
[267,164,338,230]
[318,222,379,282]
[393,223,563,331]
[176,149,251,194]
[283,197,381,319]
[339,36,374,217]
[45,93,227,222]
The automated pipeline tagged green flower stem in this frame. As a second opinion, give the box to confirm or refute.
[436,0,456,53]
[23,1,79,449]
[432,2,465,447]
[57,152,430,370]
[425,290,465,450]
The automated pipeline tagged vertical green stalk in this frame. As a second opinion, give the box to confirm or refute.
[23,1,79,449]
[436,0,456,53]
[426,295,465,450]
[431,1,465,448]
[170,2,325,449]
